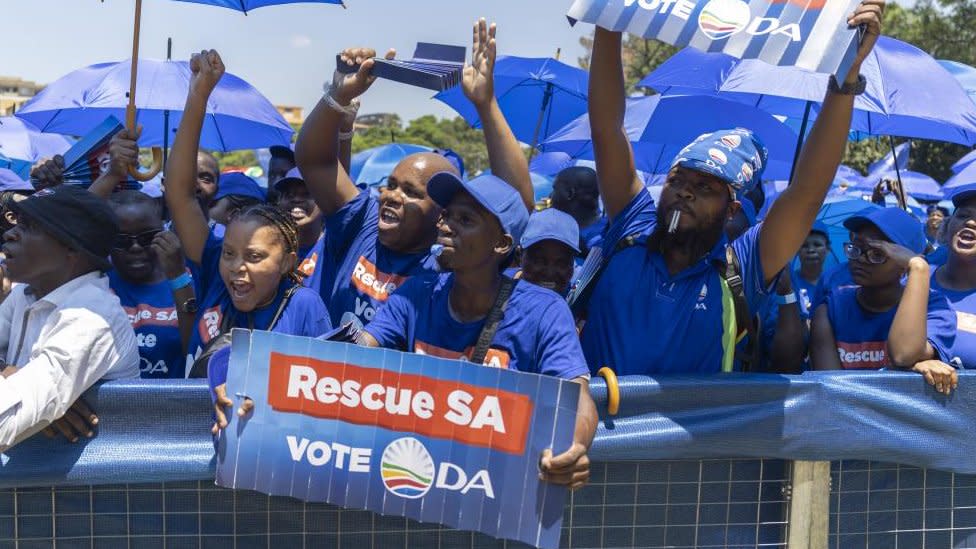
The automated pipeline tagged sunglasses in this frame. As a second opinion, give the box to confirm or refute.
[113,229,161,250]
[843,242,887,265]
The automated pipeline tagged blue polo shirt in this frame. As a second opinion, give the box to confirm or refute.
[579,216,608,254]
[318,190,439,330]
[823,285,954,370]
[108,271,184,379]
[579,189,774,375]
[299,232,328,291]
[812,263,855,309]
[364,273,588,379]
[186,232,334,375]
[930,265,976,369]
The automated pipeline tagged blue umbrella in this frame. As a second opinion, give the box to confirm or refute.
[16,59,292,151]
[173,0,340,9]
[864,170,943,202]
[953,150,976,175]
[434,56,588,148]
[539,94,798,180]
[642,37,976,146]
[816,197,882,265]
[940,60,976,102]
[945,162,976,191]
[0,117,74,162]
[349,143,432,187]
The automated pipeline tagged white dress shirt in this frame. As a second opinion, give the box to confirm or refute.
[0,271,140,450]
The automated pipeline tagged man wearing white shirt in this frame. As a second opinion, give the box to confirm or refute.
[0,185,139,451]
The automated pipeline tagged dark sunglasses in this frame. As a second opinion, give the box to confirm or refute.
[113,229,161,250]
[843,242,887,265]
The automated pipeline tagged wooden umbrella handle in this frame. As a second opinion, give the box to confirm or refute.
[126,0,162,182]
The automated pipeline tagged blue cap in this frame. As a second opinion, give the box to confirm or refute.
[810,221,831,240]
[0,168,33,193]
[273,167,305,191]
[948,183,976,208]
[433,149,465,179]
[843,207,926,254]
[214,172,266,202]
[521,208,581,253]
[671,128,768,194]
[427,172,529,244]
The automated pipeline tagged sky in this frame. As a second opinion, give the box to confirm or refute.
[1,1,593,123]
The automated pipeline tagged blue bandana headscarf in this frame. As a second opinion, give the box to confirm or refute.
[670,128,768,195]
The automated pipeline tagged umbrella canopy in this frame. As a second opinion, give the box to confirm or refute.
[434,56,588,147]
[868,170,943,202]
[945,162,976,191]
[953,150,976,175]
[0,117,73,162]
[15,58,292,151]
[642,38,976,146]
[172,0,340,9]
[349,143,432,187]
[940,60,976,102]
[539,94,798,180]
[816,197,882,265]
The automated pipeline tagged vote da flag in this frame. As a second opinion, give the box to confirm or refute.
[216,330,580,549]
[568,0,864,78]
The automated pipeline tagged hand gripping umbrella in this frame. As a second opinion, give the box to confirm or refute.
[119,0,343,181]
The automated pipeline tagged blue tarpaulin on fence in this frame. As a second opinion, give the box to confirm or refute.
[2,372,975,487]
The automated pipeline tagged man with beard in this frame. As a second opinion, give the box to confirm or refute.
[296,19,532,329]
[360,173,597,490]
[578,0,886,375]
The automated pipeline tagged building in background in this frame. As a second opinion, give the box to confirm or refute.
[0,76,43,115]
[354,113,398,131]
[276,105,304,127]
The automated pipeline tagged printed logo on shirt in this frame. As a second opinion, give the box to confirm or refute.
[837,341,888,370]
[415,341,511,369]
[957,311,976,335]
[351,256,408,302]
[299,252,318,277]
[198,305,223,345]
[123,305,178,329]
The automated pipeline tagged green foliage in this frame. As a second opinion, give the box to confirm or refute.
[351,114,491,174]
[213,150,257,171]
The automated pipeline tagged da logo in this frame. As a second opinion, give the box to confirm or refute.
[698,0,751,40]
[721,134,742,149]
[708,148,728,165]
[381,437,435,499]
[741,163,754,182]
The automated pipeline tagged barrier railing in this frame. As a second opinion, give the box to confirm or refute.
[1,373,974,548]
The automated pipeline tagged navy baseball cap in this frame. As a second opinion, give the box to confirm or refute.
[521,208,581,253]
[948,183,976,208]
[0,168,33,193]
[273,167,305,191]
[214,172,266,202]
[843,207,926,254]
[427,172,529,244]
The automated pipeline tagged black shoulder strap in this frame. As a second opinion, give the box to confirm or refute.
[221,284,301,334]
[568,233,642,319]
[714,246,761,372]
[470,277,516,366]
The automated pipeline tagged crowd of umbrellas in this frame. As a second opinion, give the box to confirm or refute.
[2,0,976,257]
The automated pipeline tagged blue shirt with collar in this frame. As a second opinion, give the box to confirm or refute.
[930,264,976,369]
[579,189,774,375]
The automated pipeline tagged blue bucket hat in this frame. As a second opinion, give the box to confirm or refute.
[427,173,529,244]
[671,128,768,195]
[521,208,581,253]
[214,172,267,203]
[843,207,926,254]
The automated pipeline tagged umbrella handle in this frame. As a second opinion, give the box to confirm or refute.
[597,366,620,416]
[127,147,163,182]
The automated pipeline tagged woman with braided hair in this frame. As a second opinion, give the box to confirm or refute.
[163,50,333,397]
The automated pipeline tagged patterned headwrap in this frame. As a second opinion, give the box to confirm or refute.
[670,128,768,196]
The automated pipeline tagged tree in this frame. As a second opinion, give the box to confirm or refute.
[351,114,491,173]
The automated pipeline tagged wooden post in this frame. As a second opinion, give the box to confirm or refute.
[787,460,831,549]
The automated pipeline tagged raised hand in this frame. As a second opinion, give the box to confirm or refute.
[189,49,225,96]
[462,18,497,108]
[846,0,885,78]
[869,239,923,270]
[150,230,186,280]
[333,47,396,104]
[30,156,64,190]
[108,127,141,177]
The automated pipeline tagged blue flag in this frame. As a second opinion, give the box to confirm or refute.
[568,0,864,79]
[216,330,580,549]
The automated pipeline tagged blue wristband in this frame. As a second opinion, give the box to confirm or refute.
[168,272,193,291]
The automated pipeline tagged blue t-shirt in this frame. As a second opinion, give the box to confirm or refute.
[791,269,819,319]
[823,285,954,370]
[930,265,976,369]
[579,189,774,375]
[319,190,439,330]
[927,246,949,268]
[108,271,184,379]
[579,216,608,254]
[811,263,855,309]
[187,232,334,376]
[364,273,588,380]
[298,232,328,291]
